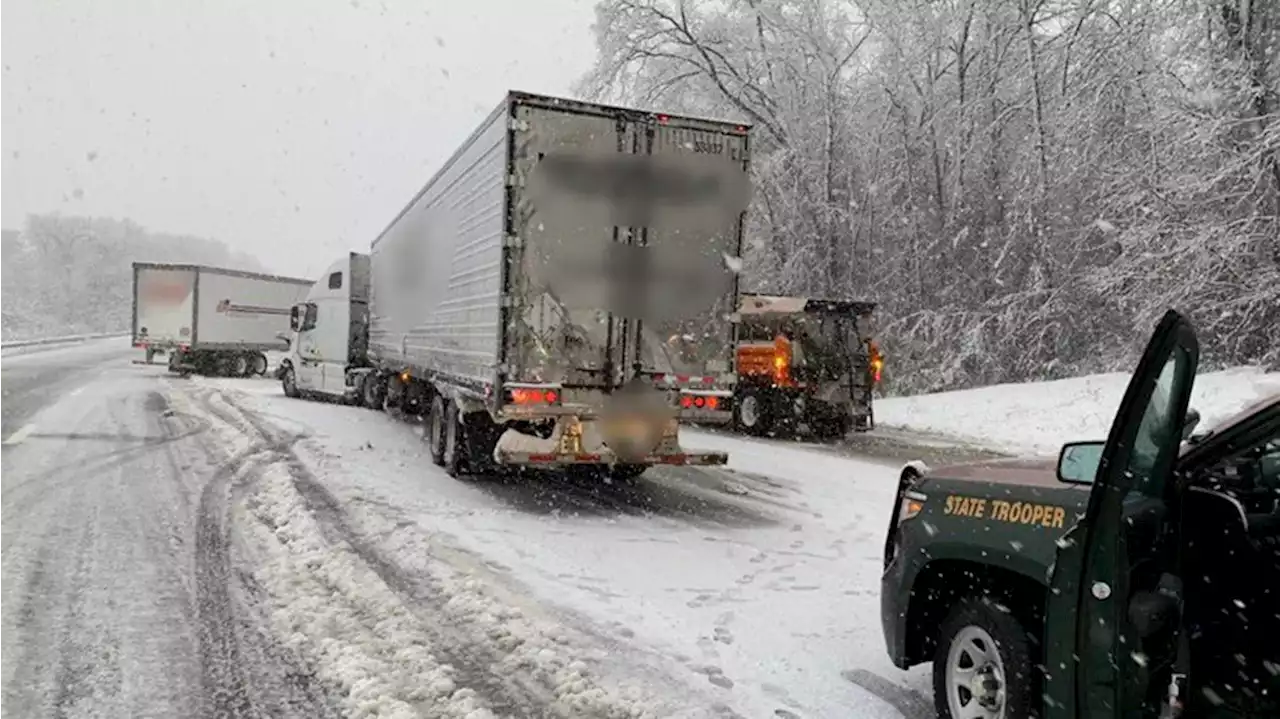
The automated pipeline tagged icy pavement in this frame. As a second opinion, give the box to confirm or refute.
[192,375,932,718]
[877,365,1280,456]
[1,359,337,718]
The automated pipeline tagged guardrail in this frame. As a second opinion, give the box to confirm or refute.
[0,331,130,350]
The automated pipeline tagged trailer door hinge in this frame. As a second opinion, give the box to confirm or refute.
[503,234,523,249]
[506,173,524,188]
[509,118,530,132]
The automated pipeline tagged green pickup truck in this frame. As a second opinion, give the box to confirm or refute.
[881,310,1280,718]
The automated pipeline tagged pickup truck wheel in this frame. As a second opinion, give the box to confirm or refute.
[282,367,300,398]
[734,391,772,436]
[442,401,467,478]
[426,395,447,466]
[934,600,1036,719]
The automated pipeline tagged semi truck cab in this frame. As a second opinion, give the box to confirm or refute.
[280,253,371,401]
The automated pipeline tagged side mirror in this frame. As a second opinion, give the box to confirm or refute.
[1182,408,1201,442]
[1057,441,1105,485]
[289,304,303,332]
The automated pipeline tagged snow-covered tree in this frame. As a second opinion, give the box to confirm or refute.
[580,0,1280,392]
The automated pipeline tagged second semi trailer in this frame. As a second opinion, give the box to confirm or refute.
[132,262,312,376]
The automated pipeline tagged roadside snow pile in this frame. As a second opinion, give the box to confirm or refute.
[876,366,1280,457]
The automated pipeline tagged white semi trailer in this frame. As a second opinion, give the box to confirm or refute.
[131,262,313,376]
[280,91,753,480]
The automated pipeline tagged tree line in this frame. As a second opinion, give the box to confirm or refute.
[2,214,263,340]
[579,0,1279,392]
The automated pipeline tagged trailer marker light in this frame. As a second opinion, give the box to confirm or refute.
[706,396,719,410]
[693,396,706,408]
[545,390,558,404]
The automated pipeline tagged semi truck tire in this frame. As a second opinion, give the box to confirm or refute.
[813,413,852,441]
[252,352,269,376]
[734,390,773,436]
[282,366,301,398]
[231,353,251,378]
[933,600,1037,719]
[361,373,385,409]
[426,395,447,466]
[441,400,467,478]
[609,464,648,484]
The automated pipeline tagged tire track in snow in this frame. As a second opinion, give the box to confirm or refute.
[209,390,560,717]
[186,389,337,719]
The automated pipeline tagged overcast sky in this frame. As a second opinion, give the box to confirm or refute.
[2,0,598,277]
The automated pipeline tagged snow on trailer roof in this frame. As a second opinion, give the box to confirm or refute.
[737,294,876,316]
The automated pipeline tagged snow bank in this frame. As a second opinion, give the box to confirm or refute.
[876,366,1280,456]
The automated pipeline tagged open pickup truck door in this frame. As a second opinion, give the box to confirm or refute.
[1043,310,1199,718]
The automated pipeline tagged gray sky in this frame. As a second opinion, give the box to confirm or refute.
[3,0,598,277]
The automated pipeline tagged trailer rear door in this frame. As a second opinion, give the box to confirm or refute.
[133,265,196,348]
[511,97,750,390]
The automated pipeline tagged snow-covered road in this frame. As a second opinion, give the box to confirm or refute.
[1,358,338,718]
[2,352,931,718]
[193,375,933,719]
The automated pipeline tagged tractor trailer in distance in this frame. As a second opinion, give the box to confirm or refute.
[280,91,753,480]
[131,262,313,376]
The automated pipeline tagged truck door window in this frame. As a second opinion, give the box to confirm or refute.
[328,272,343,290]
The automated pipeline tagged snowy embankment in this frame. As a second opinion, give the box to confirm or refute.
[876,366,1280,457]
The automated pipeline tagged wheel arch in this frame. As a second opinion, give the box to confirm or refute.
[904,557,1047,668]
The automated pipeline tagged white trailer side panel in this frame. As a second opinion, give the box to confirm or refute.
[134,266,197,347]
[194,269,312,350]
[368,102,508,387]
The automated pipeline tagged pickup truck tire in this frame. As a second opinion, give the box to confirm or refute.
[933,599,1037,719]
[426,395,447,466]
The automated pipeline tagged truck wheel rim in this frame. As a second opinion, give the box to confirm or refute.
[739,396,759,427]
[946,625,1006,719]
